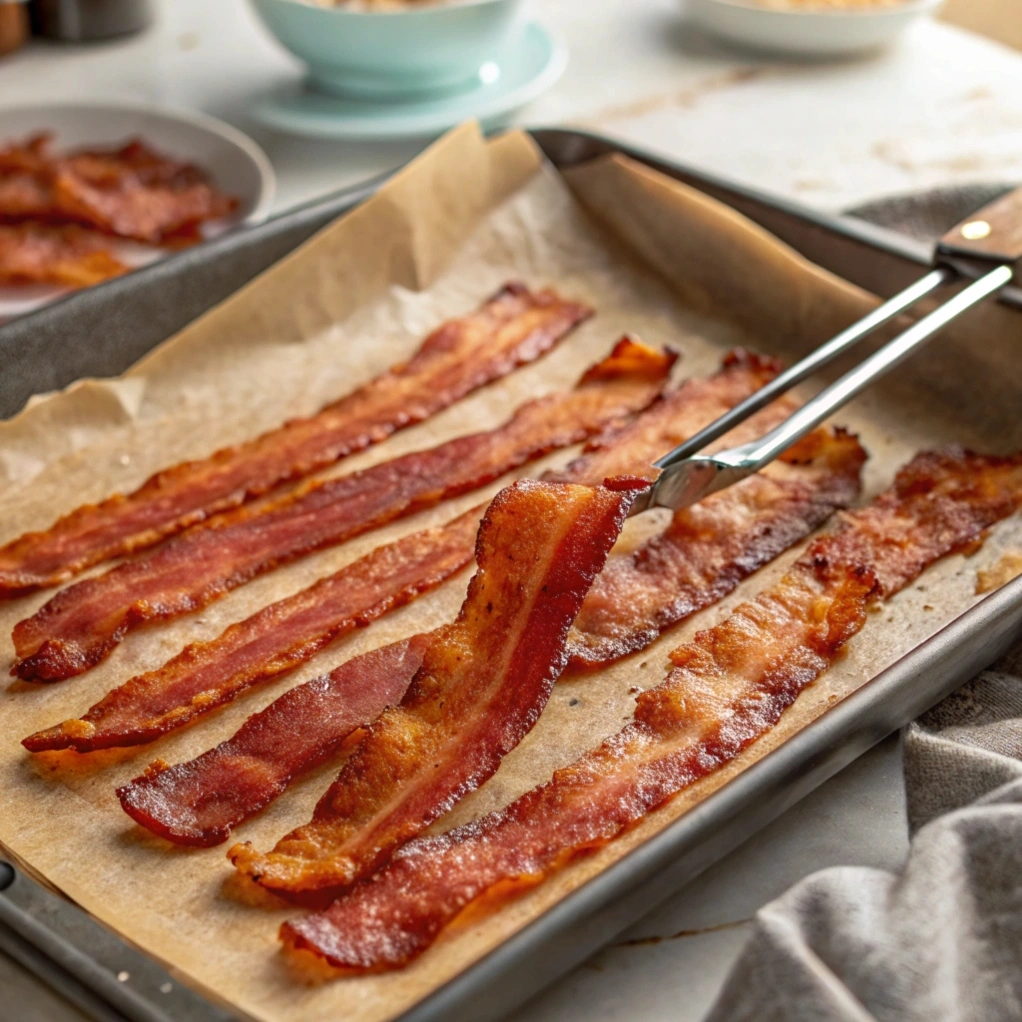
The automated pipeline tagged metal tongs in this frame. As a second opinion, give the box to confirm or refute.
[631,186,1022,516]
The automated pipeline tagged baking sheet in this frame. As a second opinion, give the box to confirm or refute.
[1,123,1020,1022]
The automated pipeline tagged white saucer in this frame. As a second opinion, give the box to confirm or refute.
[251,21,566,141]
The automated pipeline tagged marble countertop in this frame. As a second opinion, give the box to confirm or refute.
[1,2,1019,1018]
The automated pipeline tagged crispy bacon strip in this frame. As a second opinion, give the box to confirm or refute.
[117,636,430,847]
[22,512,478,753]
[0,284,590,599]
[229,478,637,894]
[567,428,867,667]
[11,336,668,683]
[99,351,806,845]
[0,223,128,287]
[280,447,1022,971]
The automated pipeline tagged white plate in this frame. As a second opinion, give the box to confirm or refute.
[685,0,944,56]
[250,20,566,141]
[0,101,275,319]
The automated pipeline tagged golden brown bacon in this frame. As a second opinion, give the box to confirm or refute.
[0,284,590,599]
[280,447,1022,972]
[567,428,867,667]
[117,636,431,847]
[22,512,479,754]
[11,338,670,682]
[229,479,637,895]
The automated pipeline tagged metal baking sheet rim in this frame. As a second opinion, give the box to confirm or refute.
[0,127,1020,1022]
[402,571,1022,1022]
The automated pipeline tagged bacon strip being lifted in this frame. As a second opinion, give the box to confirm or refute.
[12,339,671,682]
[0,284,590,599]
[229,478,637,894]
[567,428,867,668]
[22,513,479,754]
[118,636,431,847]
[280,447,1022,972]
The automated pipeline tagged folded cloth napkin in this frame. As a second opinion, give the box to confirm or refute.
[705,640,1022,1022]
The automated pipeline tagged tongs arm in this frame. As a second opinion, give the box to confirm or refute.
[651,266,951,477]
[635,263,1013,515]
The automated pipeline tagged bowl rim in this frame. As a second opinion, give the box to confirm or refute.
[691,0,943,20]
[0,99,276,225]
[254,0,520,19]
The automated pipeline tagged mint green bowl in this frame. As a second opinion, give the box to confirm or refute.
[249,0,528,99]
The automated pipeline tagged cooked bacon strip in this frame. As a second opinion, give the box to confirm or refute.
[11,336,668,683]
[229,478,636,895]
[22,512,479,753]
[567,427,867,667]
[117,636,430,847]
[280,447,1022,971]
[0,284,590,599]
[0,223,128,287]
[97,350,802,845]
[52,139,236,244]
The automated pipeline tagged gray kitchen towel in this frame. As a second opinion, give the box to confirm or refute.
[705,641,1022,1022]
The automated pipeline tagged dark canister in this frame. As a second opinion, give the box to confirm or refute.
[31,0,154,41]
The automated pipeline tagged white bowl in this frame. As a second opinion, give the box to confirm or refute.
[686,0,944,56]
[0,101,275,319]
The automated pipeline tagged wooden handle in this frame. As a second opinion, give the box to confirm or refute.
[939,184,1022,265]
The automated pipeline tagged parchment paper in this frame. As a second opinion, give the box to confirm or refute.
[1,123,1021,1022]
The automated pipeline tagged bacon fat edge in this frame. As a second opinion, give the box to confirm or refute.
[0,284,590,598]
[229,478,638,893]
[11,337,671,682]
[279,447,1022,971]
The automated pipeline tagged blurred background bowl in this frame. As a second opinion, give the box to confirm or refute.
[686,0,945,56]
[249,0,528,99]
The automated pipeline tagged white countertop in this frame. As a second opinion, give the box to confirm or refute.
[1,3,1019,1019]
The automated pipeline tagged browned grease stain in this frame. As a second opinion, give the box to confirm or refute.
[579,68,770,127]
[976,550,1022,594]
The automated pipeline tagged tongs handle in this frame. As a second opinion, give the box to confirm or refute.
[938,184,1022,273]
